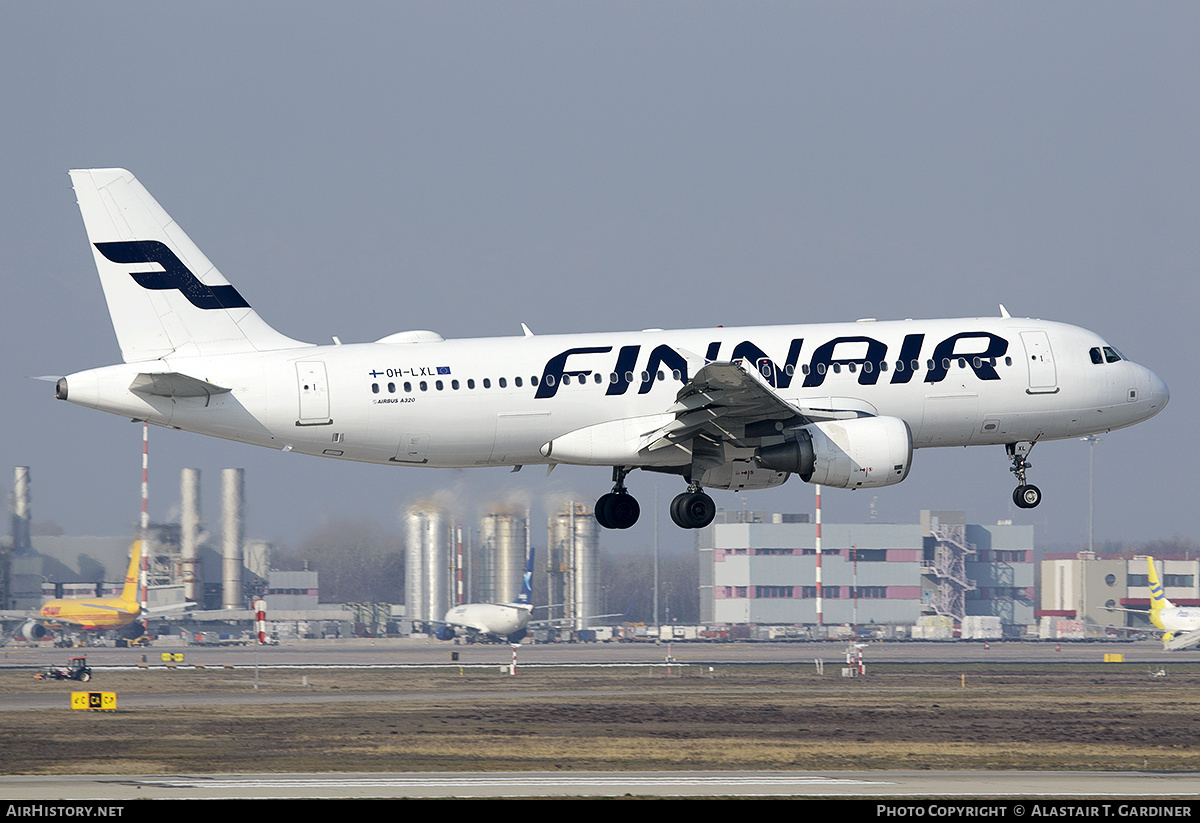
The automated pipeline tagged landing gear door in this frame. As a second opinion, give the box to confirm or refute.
[296,361,332,426]
[392,434,430,464]
[1020,331,1058,394]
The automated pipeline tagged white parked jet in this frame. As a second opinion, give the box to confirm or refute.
[435,547,536,643]
[57,169,1169,530]
[1145,556,1200,651]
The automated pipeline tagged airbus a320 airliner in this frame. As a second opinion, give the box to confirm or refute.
[56,169,1169,530]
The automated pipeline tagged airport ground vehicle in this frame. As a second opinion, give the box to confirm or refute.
[35,656,93,682]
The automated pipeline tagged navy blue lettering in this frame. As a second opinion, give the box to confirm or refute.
[638,345,689,394]
[802,336,887,387]
[925,333,1008,383]
[605,345,641,396]
[732,339,804,388]
[537,347,612,398]
[889,333,925,384]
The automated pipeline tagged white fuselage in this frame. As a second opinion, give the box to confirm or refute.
[443,602,532,638]
[61,316,1168,474]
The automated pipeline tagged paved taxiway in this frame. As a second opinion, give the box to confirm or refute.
[1,770,1198,799]
[0,636,1185,670]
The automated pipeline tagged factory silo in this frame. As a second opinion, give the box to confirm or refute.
[479,508,528,604]
[220,468,244,610]
[405,504,450,625]
[549,502,599,630]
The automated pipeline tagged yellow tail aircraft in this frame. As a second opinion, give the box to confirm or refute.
[1146,556,1200,651]
[20,541,146,642]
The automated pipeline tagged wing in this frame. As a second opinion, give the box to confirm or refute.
[644,360,871,453]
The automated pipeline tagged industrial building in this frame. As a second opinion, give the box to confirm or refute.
[700,508,1035,636]
[2,466,269,615]
[1039,553,1200,635]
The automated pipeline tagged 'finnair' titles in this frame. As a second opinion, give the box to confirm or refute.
[56,169,1169,530]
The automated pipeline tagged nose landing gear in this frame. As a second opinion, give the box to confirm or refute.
[1007,441,1042,509]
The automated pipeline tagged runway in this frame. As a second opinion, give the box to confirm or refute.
[1,770,1198,799]
[5,638,1199,800]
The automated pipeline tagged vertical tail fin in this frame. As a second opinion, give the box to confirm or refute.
[119,541,143,603]
[1147,555,1174,630]
[69,169,310,362]
[515,545,535,606]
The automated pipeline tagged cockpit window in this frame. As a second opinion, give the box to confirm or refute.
[1090,346,1125,364]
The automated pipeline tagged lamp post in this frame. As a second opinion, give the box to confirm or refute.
[1080,435,1100,554]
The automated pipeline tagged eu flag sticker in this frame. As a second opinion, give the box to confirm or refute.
[437,366,451,375]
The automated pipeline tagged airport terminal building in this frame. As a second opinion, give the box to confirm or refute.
[699,509,1035,635]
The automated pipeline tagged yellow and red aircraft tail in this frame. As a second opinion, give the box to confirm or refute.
[119,540,143,603]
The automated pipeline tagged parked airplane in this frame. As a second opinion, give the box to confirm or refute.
[56,169,1169,530]
[18,540,146,643]
[435,547,537,643]
[1145,556,1200,651]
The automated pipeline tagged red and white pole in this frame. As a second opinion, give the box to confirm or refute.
[254,598,267,645]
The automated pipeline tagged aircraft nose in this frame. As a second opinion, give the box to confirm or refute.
[1148,369,1170,413]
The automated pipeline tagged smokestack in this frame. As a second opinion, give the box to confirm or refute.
[11,467,31,552]
[221,468,244,609]
[181,468,201,602]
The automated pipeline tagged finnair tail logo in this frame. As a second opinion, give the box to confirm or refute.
[95,240,250,310]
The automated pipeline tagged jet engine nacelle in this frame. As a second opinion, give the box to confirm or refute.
[756,416,912,490]
[118,621,145,640]
[434,625,456,641]
[20,620,51,641]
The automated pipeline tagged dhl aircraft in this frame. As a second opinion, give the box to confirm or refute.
[19,540,145,643]
[1145,556,1200,651]
[55,169,1169,530]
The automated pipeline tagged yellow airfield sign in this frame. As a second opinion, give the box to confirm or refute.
[70,691,117,710]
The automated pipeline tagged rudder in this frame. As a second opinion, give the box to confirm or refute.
[70,169,309,362]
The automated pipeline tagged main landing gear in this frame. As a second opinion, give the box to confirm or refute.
[1006,441,1042,509]
[595,467,640,530]
[670,486,716,530]
[593,469,717,530]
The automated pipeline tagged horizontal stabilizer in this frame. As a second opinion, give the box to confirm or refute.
[1166,627,1200,651]
[129,372,232,399]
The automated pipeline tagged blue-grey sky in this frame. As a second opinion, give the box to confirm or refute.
[2,3,1195,555]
